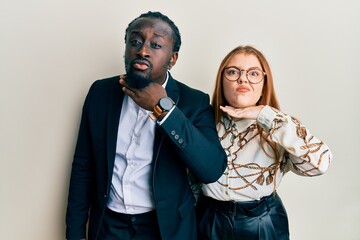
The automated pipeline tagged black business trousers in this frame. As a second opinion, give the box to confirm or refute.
[197,193,290,240]
[98,208,161,240]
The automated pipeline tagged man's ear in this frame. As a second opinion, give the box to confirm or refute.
[169,52,178,69]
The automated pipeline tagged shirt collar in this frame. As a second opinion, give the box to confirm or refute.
[162,71,169,88]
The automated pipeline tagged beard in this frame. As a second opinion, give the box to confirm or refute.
[125,71,153,89]
[124,56,154,89]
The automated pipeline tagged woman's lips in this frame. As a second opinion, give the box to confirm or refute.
[236,86,250,92]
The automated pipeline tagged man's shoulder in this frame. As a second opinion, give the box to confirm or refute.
[92,75,120,87]
[87,75,121,94]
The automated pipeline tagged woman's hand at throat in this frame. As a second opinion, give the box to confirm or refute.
[220,105,265,121]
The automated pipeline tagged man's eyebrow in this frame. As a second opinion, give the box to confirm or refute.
[128,30,166,40]
[153,32,166,39]
[129,30,141,36]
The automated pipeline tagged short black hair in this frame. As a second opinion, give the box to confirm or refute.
[125,11,182,52]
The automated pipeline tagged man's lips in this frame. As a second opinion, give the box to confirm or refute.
[132,60,150,71]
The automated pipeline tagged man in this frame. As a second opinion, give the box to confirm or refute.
[66,11,226,240]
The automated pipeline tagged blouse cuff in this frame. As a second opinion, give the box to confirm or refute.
[257,105,277,132]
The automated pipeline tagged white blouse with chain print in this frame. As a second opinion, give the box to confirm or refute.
[202,105,333,201]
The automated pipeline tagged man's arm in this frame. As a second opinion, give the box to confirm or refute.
[160,94,227,183]
[120,77,226,183]
[66,83,97,240]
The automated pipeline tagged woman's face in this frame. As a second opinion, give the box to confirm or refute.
[222,53,264,108]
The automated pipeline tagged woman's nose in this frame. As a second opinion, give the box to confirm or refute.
[237,74,248,84]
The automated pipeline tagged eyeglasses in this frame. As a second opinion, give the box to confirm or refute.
[223,67,266,84]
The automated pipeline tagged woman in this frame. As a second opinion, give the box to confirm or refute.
[197,45,333,240]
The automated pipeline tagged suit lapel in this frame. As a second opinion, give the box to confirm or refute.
[165,73,180,105]
[153,73,179,160]
[106,82,124,184]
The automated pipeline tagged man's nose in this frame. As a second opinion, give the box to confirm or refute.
[137,44,150,57]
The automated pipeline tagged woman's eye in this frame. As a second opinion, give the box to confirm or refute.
[250,71,259,76]
[227,69,238,75]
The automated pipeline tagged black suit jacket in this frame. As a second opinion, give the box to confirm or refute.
[66,74,227,240]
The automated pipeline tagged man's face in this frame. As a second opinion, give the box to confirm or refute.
[124,17,178,88]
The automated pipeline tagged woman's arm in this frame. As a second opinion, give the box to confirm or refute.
[257,105,333,176]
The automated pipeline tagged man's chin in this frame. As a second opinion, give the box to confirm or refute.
[126,71,153,89]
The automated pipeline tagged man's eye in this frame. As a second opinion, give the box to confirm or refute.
[130,39,142,46]
[151,43,162,49]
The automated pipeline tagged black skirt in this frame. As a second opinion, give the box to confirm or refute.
[197,193,289,240]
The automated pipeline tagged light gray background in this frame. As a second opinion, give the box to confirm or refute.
[1,0,359,239]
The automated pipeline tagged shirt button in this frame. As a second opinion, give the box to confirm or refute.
[178,139,183,144]
[175,134,179,140]
[171,130,176,135]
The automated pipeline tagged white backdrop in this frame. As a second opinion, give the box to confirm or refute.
[1,0,359,239]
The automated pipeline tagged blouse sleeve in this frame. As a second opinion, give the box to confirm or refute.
[257,105,333,176]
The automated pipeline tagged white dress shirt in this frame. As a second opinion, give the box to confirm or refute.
[107,74,170,214]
